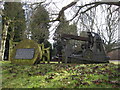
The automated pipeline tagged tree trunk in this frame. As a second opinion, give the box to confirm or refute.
[1,21,10,61]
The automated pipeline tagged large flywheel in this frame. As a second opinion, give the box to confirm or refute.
[82,49,93,60]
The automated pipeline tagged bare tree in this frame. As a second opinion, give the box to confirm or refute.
[99,5,119,52]
[51,0,120,22]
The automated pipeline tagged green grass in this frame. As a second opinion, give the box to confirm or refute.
[1,61,120,88]
[109,60,120,65]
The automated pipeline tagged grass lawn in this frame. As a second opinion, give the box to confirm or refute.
[0,61,120,88]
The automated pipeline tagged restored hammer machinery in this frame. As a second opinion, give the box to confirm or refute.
[55,32,109,63]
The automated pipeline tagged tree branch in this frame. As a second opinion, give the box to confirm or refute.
[69,1,120,21]
[54,1,78,21]
[51,1,120,22]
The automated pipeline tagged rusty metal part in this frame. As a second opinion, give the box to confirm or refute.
[61,34,89,41]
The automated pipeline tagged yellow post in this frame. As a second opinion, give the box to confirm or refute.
[39,43,50,63]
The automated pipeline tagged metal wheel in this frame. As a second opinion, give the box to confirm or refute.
[83,49,93,60]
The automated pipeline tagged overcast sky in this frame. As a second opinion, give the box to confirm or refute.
[1,0,119,44]
[20,0,119,44]
[43,0,94,43]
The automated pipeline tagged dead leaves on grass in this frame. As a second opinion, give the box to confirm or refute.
[2,62,119,88]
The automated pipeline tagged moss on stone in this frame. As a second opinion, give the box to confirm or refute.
[10,39,42,65]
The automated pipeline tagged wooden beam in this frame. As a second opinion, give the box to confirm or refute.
[61,34,89,41]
